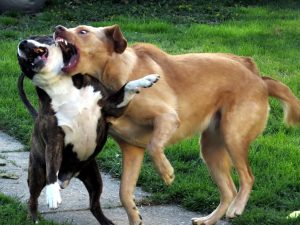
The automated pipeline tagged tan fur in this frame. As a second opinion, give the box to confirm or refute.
[262,76,300,125]
[55,24,300,225]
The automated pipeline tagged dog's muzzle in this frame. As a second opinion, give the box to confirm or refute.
[17,40,49,72]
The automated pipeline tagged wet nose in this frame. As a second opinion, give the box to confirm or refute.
[18,40,28,50]
[54,25,66,33]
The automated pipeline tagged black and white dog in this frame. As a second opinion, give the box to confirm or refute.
[17,36,159,224]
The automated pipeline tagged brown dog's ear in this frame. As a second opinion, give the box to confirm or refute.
[105,25,127,54]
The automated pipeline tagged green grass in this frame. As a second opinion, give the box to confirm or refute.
[0,193,66,225]
[0,1,300,225]
[0,16,18,26]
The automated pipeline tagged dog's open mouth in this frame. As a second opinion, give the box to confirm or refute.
[30,47,48,65]
[56,38,79,73]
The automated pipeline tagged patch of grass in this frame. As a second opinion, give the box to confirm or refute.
[0,1,300,225]
[0,16,19,26]
[233,207,300,225]
[0,193,67,225]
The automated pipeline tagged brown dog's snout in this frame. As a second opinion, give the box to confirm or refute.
[54,25,67,36]
[54,25,66,32]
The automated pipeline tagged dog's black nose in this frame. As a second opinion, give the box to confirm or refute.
[18,40,28,50]
[54,25,66,32]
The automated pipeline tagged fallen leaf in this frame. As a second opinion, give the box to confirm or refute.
[0,172,19,179]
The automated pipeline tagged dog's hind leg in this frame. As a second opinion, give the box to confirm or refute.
[118,139,145,225]
[28,153,46,223]
[192,123,237,225]
[78,159,114,225]
[221,98,268,219]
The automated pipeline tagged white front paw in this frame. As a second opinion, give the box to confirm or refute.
[126,74,160,92]
[46,182,62,209]
[138,74,160,88]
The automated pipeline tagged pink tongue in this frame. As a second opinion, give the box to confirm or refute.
[62,55,78,72]
[41,54,47,60]
[67,55,77,68]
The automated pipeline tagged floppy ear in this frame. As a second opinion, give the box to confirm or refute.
[105,24,127,54]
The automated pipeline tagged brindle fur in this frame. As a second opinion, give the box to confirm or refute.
[19,72,130,225]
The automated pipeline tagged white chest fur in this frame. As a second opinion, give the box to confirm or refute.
[40,76,102,161]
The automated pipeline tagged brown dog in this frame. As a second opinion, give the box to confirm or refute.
[53,24,300,225]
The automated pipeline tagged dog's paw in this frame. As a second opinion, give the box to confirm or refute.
[159,160,175,186]
[192,217,205,225]
[139,74,160,88]
[192,217,215,225]
[125,74,160,93]
[45,182,62,209]
[101,218,116,225]
[151,153,175,185]
[226,196,246,218]
[58,179,70,189]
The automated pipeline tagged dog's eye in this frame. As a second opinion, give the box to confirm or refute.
[78,30,88,35]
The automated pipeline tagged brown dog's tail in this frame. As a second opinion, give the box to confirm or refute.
[18,73,38,119]
[263,76,300,126]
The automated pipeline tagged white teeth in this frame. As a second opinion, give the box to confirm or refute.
[55,38,68,46]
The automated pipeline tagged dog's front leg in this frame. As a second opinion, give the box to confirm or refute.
[103,74,160,118]
[118,74,160,107]
[147,112,180,185]
[45,140,63,209]
[118,139,145,225]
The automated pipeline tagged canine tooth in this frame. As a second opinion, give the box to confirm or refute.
[64,40,67,45]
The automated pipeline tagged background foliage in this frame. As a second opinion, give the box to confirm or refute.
[0,1,299,224]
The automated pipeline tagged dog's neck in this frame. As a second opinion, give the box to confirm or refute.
[33,73,74,99]
[101,48,137,90]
